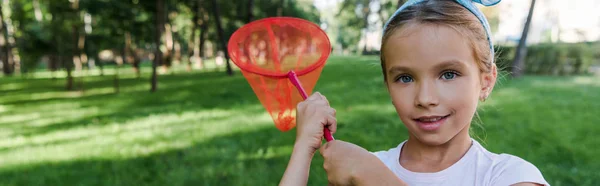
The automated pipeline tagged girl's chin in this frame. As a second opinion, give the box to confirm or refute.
[412,134,454,146]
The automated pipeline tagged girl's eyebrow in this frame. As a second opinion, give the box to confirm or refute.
[387,60,466,74]
[388,66,412,74]
[433,60,467,71]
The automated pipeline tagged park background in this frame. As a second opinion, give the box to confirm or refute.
[0,0,599,185]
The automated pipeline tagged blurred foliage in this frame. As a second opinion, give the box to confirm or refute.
[496,43,600,75]
[5,0,320,73]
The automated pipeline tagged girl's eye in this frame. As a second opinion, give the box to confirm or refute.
[396,75,414,83]
[441,71,458,80]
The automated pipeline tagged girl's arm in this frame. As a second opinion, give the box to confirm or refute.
[352,155,407,186]
[278,142,314,186]
[279,92,337,186]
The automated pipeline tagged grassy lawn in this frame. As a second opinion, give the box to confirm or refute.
[0,56,598,185]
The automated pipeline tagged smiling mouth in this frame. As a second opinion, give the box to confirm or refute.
[413,114,451,131]
[414,115,450,122]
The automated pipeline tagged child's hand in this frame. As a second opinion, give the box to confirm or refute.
[319,140,370,185]
[320,140,407,186]
[294,92,337,156]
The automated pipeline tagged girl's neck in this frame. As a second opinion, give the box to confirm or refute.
[399,129,472,172]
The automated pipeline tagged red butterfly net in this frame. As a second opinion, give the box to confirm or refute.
[228,17,333,140]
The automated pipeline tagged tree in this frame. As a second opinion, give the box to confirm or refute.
[211,0,233,76]
[152,0,165,92]
[44,0,79,90]
[277,0,284,16]
[11,0,48,74]
[247,0,254,22]
[4,0,321,90]
[187,0,201,71]
[71,0,84,91]
[0,1,13,75]
[337,0,372,54]
[511,0,536,78]
[198,9,208,69]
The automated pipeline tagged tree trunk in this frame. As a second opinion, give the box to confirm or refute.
[211,0,233,76]
[173,29,181,65]
[198,11,208,69]
[132,49,141,78]
[74,28,85,73]
[361,0,371,55]
[77,13,87,91]
[125,31,140,77]
[187,0,200,71]
[65,57,73,90]
[58,37,73,90]
[117,49,125,93]
[86,38,101,75]
[152,0,165,92]
[247,0,254,22]
[114,61,120,93]
[98,58,104,76]
[8,1,22,75]
[73,24,83,91]
[49,54,58,79]
[71,0,82,91]
[511,0,536,78]
[162,13,173,72]
[277,0,283,16]
[0,4,13,75]
[78,32,86,68]
[91,41,103,76]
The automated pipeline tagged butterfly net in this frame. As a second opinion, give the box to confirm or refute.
[228,17,331,131]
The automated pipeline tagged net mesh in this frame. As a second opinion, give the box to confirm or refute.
[228,17,331,131]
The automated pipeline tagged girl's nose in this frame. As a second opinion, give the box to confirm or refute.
[414,81,439,108]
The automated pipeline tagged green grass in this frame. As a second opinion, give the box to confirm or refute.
[0,56,599,185]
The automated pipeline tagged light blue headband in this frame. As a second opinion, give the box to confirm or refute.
[383,0,501,61]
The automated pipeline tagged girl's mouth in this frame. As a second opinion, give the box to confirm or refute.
[413,114,451,131]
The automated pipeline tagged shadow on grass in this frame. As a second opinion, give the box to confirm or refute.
[4,61,389,138]
[0,125,300,186]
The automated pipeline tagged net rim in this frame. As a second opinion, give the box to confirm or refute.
[228,17,331,78]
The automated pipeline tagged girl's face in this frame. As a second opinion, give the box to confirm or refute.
[383,23,496,146]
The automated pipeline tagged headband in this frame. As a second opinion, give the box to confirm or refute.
[383,0,501,60]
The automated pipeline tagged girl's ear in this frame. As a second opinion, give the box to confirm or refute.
[480,64,497,101]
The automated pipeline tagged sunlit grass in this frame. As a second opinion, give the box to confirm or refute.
[0,56,598,185]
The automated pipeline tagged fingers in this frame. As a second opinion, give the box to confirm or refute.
[298,92,335,116]
[309,92,330,105]
[298,91,338,138]
[301,92,328,107]
[319,141,330,157]
[306,92,321,101]
[317,92,330,106]
[325,114,337,135]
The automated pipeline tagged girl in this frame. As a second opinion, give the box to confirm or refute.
[280,0,549,185]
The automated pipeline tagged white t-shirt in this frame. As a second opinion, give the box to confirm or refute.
[371,139,549,186]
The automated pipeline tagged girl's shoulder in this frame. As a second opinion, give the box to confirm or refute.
[480,149,549,185]
[461,140,550,186]
[370,139,550,186]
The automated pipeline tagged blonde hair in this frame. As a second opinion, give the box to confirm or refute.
[380,0,494,81]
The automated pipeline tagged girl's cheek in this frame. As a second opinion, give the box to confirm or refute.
[438,82,462,99]
[390,86,415,109]
[440,78,478,104]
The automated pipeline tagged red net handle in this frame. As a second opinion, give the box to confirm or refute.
[288,71,334,142]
